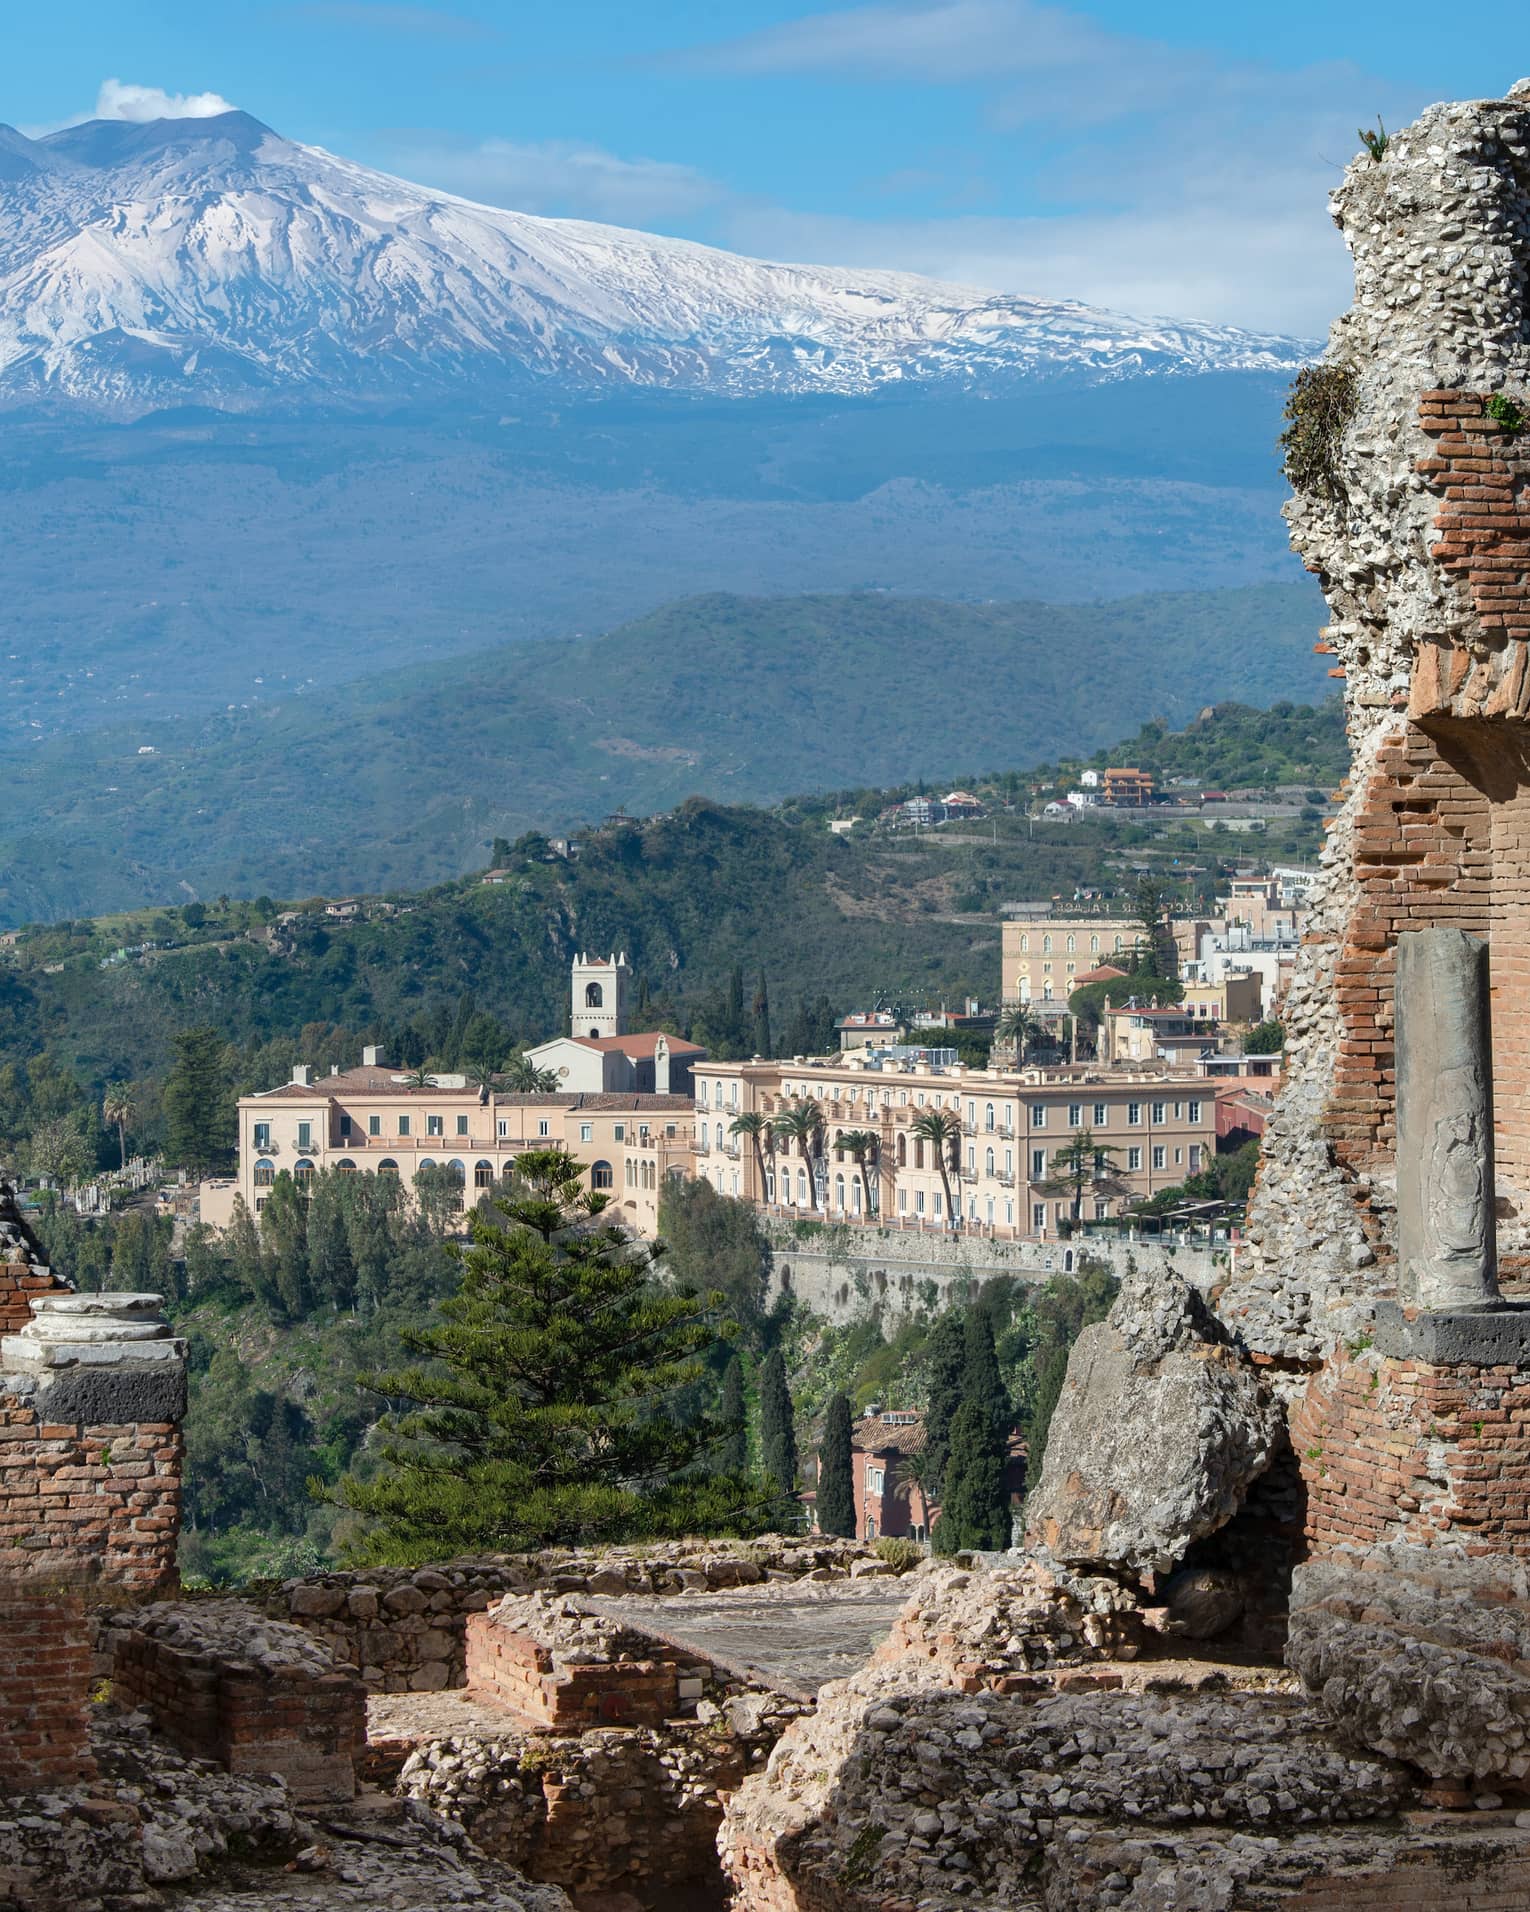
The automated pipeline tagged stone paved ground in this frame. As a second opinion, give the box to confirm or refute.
[581,1578,917,1698]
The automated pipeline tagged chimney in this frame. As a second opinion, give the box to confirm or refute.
[362,1045,385,1068]
[292,1064,312,1087]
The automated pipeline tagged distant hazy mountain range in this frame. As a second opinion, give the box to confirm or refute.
[0,110,1311,413]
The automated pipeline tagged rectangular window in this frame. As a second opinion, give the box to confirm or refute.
[537,1119,550,1138]
[614,1123,625,1141]
[296,1120,312,1149]
[1031,1105,1048,1129]
[1152,1146,1166,1170]
[1128,1103,1142,1126]
[1093,1103,1106,1126]
[1068,1103,1082,1127]
[338,1113,352,1139]
[580,1122,593,1144]
[254,1122,271,1148]
[1151,1101,1166,1124]
[368,1114,380,1137]
[1031,1149,1045,1177]
[932,1192,942,1217]
[1032,1203,1046,1231]
[1173,1101,1184,1119]
[398,1114,411,1137]
[1174,1147,1183,1166]
[1190,1145,1203,1171]
[456,1114,469,1136]
[899,1189,908,1212]
[916,1192,926,1214]
[427,1114,443,1137]
[1005,1149,1013,1175]
[1128,1146,1142,1171]
[1095,1200,1108,1221]
[1188,1100,1202,1124]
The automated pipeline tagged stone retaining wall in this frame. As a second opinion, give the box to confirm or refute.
[763,1218,1220,1325]
[271,1539,883,1693]
[0,1587,94,1792]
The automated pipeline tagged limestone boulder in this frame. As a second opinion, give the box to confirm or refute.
[1023,1268,1280,1574]
[1287,1544,1530,1781]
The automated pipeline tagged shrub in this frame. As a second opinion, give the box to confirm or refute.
[1280,363,1358,503]
[873,1535,923,1571]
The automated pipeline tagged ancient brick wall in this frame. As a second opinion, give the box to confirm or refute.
[108,1603,366,1804]
[0,1587,94,1791]
[0,1398,182,1590]
[1291,1349,1530,1556]
[465,1611,699,1727]
[0,1254,69,1339]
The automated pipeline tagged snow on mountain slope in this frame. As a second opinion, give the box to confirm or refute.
[0,111,1311,412]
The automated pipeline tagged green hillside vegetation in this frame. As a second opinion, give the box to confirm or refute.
[0,584,1326,921]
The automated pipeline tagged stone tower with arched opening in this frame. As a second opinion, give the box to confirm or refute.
[570,950,631,1041]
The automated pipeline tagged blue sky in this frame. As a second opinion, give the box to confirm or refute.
[4,2,1526,333]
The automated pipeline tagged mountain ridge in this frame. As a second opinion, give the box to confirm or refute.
[0,110,1314,414]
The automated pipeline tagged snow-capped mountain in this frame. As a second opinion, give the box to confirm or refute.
[0,111,1311,412]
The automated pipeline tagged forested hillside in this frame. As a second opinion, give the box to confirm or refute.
[0,583,1326,920]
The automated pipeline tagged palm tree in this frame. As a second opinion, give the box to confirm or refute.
[503,1053,561,1093]
[838,1129,880,1218]
[772,1100,825,1210]
[1034,1126,1131,1232]
[404,1061,434,1089]
[102,1082,135,1172]
[910,1109,963,1230]
[996,1003,1043,1062]
[729,1110,774,1198]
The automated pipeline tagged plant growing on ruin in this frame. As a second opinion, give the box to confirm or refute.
[329,1147,764,1564]
[1357,117,1388,161]
[1280,363,1358,504]
[1487,392,1527,435]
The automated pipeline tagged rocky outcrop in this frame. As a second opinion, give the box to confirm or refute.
[1287,1543,1530,1782]
[1023,1270,1280,1575]
[719,1676,1413,1911]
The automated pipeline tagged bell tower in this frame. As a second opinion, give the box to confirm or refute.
[571,950,631,1040]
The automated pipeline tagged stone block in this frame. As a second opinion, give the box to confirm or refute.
[1372,1299,1530,1366]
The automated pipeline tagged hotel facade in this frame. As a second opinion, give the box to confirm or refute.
[690,1050,1218,1239]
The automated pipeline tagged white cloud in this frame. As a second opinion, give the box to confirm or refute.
[385,136,724,224]
[93,79,238,122]
[667,1,1419,336]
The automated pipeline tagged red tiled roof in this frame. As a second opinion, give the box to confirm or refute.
[1072,964,1129,984]
[571,1033,706,1057]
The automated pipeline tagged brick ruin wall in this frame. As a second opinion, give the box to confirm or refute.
[0,1589,95,1791]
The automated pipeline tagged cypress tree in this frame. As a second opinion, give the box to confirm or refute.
[1026,1343,1072,1481]
[759,1345,798,1504]
[334,1149,761,1563]
[816,1391,857,1537]
[922,1310,968,1495]
[717,1355,747,1477]
[962,1307,1012,1439]
[931,1401,1011,1555]
[751,971,772,1058]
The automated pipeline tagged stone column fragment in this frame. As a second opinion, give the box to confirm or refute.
[1396,927,1499,1308]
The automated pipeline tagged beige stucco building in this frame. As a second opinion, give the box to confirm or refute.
[690,1050,1217,1240]
[1001,917,1140,1004]
[203,1050,694,1238]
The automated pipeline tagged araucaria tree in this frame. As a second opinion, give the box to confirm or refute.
[333,1148,756,1563]
[1034,1126,1130,1231]
[816,1391,857,1537]
[759,1345,799,1506]
[931,1400,1012,1555]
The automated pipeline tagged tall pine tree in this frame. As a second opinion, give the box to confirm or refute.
[931,1401,1012,1555]
[163,1027,233,1179]
[759,1345,799,1506]
[751,971,772,1059]
[334,1149,761,1563]
[816,1391,856,1537]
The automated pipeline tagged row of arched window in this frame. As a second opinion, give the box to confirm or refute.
[252,1156,615,1191]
